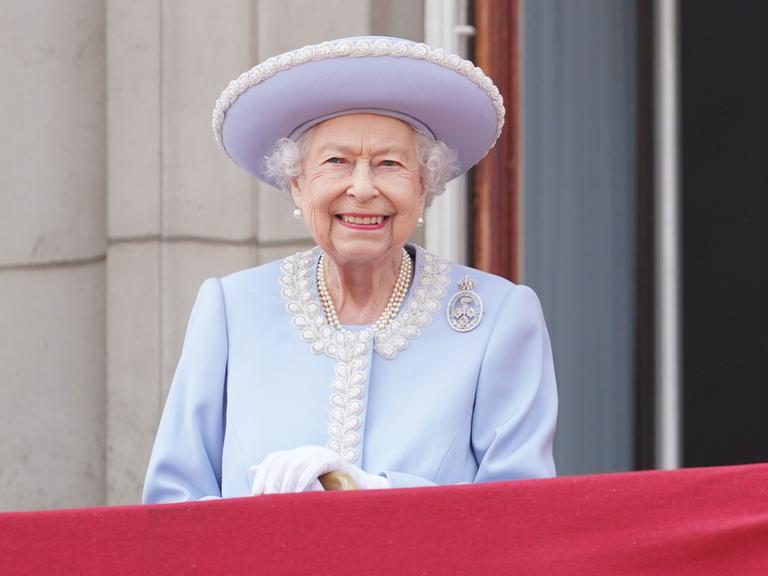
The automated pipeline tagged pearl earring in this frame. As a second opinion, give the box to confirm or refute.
[292,207,303,220]
[417,215,424,228]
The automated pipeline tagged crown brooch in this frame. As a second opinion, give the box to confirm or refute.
[447,275,483,332]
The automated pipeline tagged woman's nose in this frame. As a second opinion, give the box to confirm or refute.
[347,161,378,202]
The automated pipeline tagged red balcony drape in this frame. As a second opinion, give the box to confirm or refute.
[2,464,767,575]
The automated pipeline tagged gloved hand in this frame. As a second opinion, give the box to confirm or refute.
[249,445,389,495]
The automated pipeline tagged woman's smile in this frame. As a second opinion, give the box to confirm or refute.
[336,213,390,230]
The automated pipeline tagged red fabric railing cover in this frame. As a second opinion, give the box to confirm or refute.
[1,464,767,575]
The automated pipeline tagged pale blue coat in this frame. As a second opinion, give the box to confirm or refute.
[143,245,557,503]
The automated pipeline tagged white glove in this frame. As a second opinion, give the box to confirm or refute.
[249,445,389,495]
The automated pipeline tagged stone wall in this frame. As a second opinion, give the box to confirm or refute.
[0,0,422,510]
[0,0,106,511]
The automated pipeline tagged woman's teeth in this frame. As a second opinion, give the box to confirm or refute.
[341,215,385,225]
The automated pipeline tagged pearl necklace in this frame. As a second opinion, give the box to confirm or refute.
[317,248,413,332]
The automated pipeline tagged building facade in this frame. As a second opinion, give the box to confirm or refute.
[3,0,764,511]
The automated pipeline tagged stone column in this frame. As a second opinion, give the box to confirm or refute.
[106,0,423,505]
[0,0,107,511]
[106,0,259,505]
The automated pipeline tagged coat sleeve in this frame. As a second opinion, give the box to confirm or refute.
[471,284,558,481]
[382,284,557,489]
[142,278,228,503]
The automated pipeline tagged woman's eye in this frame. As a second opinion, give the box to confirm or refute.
[324,157,346,164]
[379,159,402,167]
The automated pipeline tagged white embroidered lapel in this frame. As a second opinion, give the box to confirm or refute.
[279,245,450,464]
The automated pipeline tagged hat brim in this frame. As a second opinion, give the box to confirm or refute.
[214,38,504,185]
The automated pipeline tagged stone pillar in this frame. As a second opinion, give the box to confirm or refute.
[106,0,423,505]
[0,1,106,510]
[106,0,258,505]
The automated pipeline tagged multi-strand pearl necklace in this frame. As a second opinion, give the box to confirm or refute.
[317,248,412,332]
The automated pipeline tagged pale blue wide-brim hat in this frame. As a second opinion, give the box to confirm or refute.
[212,36,505,185]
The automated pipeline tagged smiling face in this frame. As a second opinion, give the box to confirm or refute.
[290,113,425,267]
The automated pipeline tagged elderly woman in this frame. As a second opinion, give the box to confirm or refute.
[143,36,557,502]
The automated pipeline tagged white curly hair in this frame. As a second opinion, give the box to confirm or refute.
[263,126,459,207]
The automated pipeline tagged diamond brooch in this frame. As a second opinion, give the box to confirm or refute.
[447,276,483,332]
